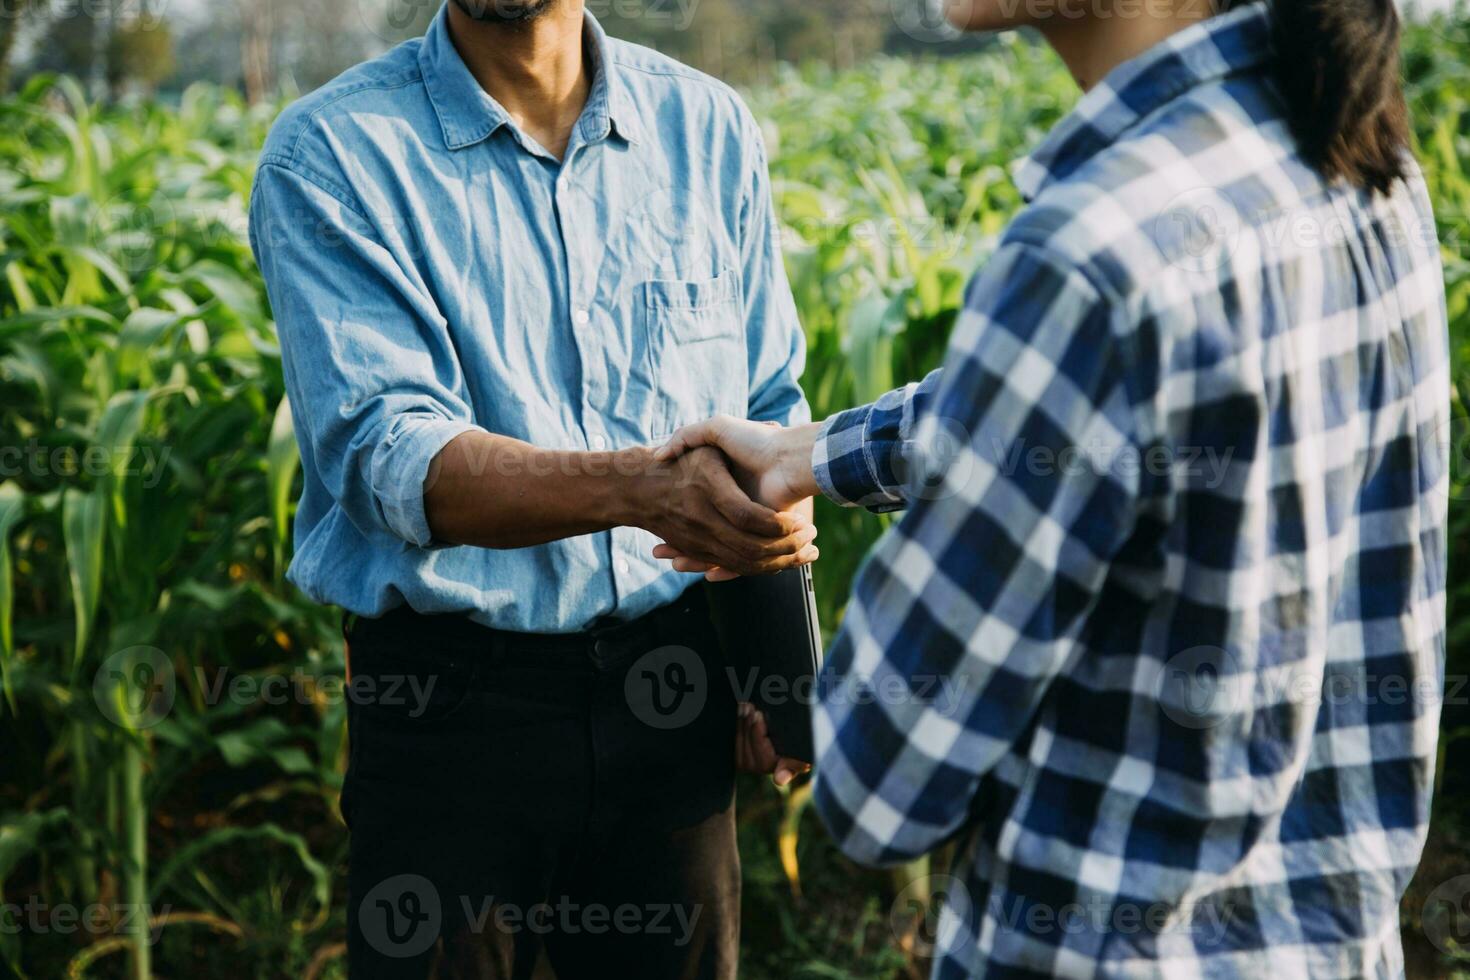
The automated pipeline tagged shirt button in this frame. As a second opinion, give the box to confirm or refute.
[573,308,590,325]
[590,435,607,450]
[615,558,630,574]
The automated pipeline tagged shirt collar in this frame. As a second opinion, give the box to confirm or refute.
[420,5,643,152]
[1012,1,1273,202]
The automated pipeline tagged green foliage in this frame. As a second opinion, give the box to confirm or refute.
[0,76,341,979]
[0,15,1468,978]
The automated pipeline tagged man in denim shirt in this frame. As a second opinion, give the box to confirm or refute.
[248,1,814,975]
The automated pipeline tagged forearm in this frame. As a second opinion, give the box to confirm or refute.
[424,430,654,549]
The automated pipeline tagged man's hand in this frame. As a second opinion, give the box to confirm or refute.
[653,415,822,511]
[648,417,823,579]
[623,445,818,577]
[735,702,811,787]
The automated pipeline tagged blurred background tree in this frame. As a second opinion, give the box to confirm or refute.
[0,0,1454,101]
[0,0,992,99]
[25,1,105,92]
[107,15,174,97]
[14,0,175,100]
[0,0,38,94]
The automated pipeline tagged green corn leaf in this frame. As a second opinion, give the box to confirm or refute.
[63,488,107,664]
[845,288,905,404]
[117,308,190,382]
[0,806,70,885]
[70,245,136,298]
[0,483,24,714]
[266,397,299,579]
[48,193,92,247]
[95,390,152,528]
[148,822,332,931]
[0,305,120,338]
[187,259,261,320]
[3,263,37,313]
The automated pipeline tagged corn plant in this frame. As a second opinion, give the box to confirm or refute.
[0,76,340,979]
[0,14,1468,978]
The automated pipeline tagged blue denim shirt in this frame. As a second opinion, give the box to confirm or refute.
[248,7,808,633]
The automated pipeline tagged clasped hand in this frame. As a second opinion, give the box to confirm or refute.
[633,444,817,578]
[648,415,823,581]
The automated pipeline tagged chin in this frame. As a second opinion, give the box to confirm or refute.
[453,0,559,22]
[942,0,1040,32]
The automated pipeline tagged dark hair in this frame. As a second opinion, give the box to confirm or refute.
[1223,0,1411,194]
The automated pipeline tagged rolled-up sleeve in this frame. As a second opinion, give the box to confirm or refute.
[249,162,482,548]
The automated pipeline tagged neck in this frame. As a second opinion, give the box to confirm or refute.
[445,0,590,159]
[1040,3,1214,92]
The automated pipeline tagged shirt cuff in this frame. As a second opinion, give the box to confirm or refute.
[372,416,483,548]
[812,404,907,513]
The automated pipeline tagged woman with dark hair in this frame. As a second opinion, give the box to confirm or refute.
[656,0,1448,975]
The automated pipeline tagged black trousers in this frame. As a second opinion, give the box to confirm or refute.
[341,588,739,980]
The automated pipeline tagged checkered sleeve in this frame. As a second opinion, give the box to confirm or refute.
[811,371,942,513]
[810,242,1146,865]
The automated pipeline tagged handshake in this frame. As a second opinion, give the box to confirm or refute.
[638,416,825,582]
[642,415,826,785]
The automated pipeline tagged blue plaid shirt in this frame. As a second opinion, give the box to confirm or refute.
[808,6,1449,977]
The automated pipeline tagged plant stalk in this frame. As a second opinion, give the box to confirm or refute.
[122,736,151,980]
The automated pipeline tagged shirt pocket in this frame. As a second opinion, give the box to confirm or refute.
[641,270,748,438]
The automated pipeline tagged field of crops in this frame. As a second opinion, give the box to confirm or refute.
[1,14,1468,980]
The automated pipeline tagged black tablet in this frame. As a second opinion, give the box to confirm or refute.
[704,565,823,763]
